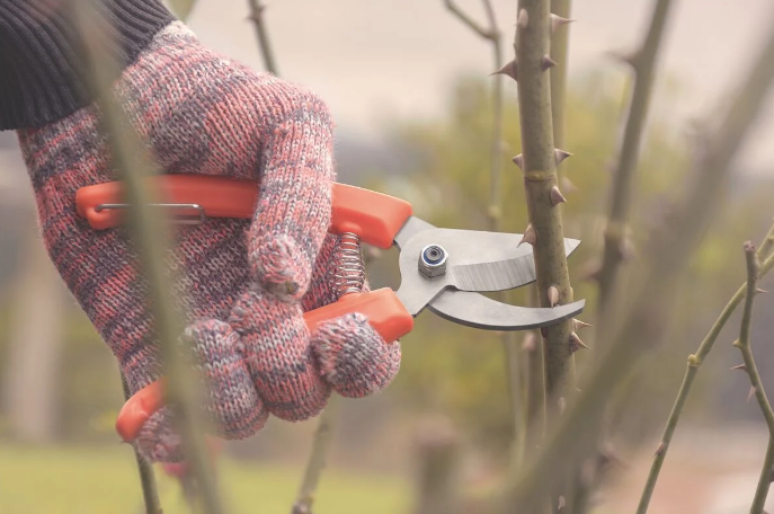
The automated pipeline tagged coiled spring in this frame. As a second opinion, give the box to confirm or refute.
[331,232,366,297]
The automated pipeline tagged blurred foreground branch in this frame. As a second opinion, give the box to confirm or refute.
[596,0,675,320]
[72,3,224,513]
[496,8,774,511]
[636,223,774,514]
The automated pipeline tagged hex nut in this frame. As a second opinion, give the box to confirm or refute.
[419,244,448,278]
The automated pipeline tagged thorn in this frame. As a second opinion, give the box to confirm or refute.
[512,153,524,170]
[655,441,666,456]
[246,5,266,23]
[554,149,572,165]
[757,288,769,294]
[608,49,638,68]
[560,176,578,193]
[522,332,536,352]
[550,13,574,34]
[519,223,536,247]
[557,496,566,510]
[540,326,549,339]
[579,261,602,282]
[573,319,593,331]
[491,60,518,81]
[731,363,747,372]
[569,332,590,353]
[599,443,625,469]
[558,396,567,415]
[619,237,637,261]
[550,185,567,206]
[548,285,560,307]
[748,386,757,403]
[541,55,558,71]
[517,8,529,28]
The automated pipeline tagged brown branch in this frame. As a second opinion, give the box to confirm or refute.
[71,3,225,513]
[444,0,497,40]
[247,0,279,75]
[495,7,774,510]
[733,242,774,514]
[444,0,532,468]
[122,373,162,514]
[596,0,676,320]
[292,397,339,514]
[636,223,774,514]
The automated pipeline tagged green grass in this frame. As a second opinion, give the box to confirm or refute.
[0,444,410,514]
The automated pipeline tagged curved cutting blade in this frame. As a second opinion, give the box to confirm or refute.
[428,290,585,330]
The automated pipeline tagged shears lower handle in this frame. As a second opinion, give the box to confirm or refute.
[117,288,413,443]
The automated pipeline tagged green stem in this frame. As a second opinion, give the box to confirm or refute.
[636,224,774,514]
[512,2,573,509]
[72,3,225,513]
[596,0,675,320]
[122,374,162,514]
[733,243,774,514]
[514,0,573,419]
[247,0,279,75]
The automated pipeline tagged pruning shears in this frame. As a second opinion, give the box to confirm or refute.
[75,174,585,441]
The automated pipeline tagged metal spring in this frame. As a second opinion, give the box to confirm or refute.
[331,232,366,297]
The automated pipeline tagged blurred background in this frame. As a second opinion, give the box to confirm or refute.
[3,0,774,513]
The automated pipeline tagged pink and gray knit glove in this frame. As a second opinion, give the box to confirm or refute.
[13,17,401,462]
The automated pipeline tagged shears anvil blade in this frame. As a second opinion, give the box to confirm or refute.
[427,290,586,331]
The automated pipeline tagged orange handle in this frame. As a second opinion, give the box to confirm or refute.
[116,287,413,443]
[75,175,413,249]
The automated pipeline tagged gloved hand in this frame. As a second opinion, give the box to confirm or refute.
[15,19,401,462]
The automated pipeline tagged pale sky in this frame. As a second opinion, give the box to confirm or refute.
[183,0,774,174]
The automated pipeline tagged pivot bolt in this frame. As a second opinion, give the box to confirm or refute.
[419,244,448,278]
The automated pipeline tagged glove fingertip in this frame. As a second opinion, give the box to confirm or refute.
[313,313,401,399]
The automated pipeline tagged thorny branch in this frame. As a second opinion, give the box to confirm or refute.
[72,3,225,513]
[636,223,774,514]
[495,9,774,511]
[247,0,279,75]
[596,0,676,320]
[733,242,774,514]
[509,1,579,508]
[511,0,576,427]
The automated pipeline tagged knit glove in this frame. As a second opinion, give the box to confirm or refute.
[12,13,401,463]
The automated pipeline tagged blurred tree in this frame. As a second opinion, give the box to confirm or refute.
[2,228,66,442]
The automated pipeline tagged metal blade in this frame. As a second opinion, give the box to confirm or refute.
[428,290,585,331]
[451,237,580,292]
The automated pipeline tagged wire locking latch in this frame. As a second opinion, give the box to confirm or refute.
[94,203,207,225]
